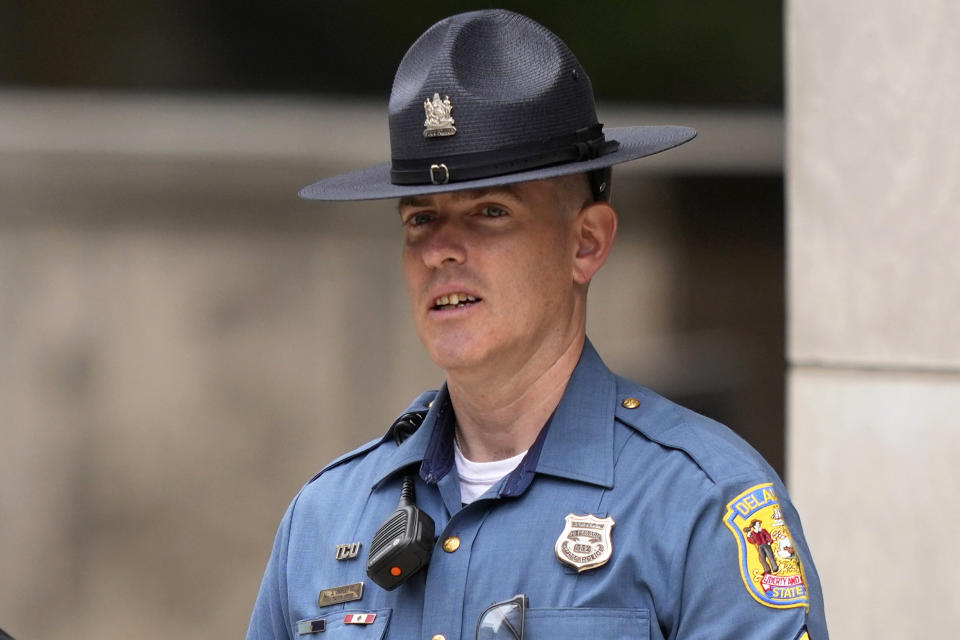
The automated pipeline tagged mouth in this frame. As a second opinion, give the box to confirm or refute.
[431,292,482,311]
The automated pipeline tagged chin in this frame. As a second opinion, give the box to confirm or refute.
[421,333,498,373]
[425,343,483,372]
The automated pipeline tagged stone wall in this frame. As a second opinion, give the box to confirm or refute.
[787,2,960,636]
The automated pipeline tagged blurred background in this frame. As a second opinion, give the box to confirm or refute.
[1,2,957,639]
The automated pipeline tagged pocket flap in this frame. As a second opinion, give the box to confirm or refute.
[524,608,648,640]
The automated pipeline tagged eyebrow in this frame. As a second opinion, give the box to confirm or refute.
[397,185,524,211]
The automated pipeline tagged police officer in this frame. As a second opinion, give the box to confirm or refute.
[248,9,827,640]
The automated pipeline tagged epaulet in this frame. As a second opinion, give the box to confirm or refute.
[307,389,439,484]
[612,375,770,485]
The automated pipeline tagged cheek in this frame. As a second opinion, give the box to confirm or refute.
[401,256,431,321]
[503,238,576,308]
[401,248,422,292]
[523,230,576,282]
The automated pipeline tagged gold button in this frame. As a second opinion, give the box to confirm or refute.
[621,397,641,409]
[432,635,446,640]
[442,536,461,553]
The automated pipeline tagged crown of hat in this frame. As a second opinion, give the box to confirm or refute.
[387,10,604,181]
[298,10,696,200]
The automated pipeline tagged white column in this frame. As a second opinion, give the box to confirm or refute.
[787,2,960,637]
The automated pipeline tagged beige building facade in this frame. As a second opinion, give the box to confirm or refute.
[787,1,960,636]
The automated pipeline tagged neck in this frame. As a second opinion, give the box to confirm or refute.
[446,331,585,462]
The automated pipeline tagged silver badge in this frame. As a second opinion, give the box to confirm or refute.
[555,513,615,573]
[335,542,361,560]
[423,93,457,138]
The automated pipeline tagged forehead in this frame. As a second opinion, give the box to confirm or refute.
[397,184,527,210]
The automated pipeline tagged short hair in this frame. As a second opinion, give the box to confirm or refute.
[588,167,613,203]
[550,169,612,216]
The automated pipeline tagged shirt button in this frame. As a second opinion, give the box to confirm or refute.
[442,536,461,553]
[621,397,641,409]
[432,635,446,640]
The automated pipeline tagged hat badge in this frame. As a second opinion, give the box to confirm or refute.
[423,93,456,138]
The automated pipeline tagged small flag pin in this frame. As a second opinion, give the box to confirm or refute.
[344,613,377,625]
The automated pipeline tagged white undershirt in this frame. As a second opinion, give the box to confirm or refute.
[453,440,528,504]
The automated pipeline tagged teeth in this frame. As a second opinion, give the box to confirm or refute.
[434,292,477,308]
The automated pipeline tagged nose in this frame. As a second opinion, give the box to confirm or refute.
[420,220,467,269]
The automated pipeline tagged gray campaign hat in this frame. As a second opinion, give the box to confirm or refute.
[299,9,696,201]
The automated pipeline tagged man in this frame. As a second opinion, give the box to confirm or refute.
[746,519,780,575]
[248,9,827,639]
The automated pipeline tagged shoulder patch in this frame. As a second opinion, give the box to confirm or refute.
[723,483,809,609]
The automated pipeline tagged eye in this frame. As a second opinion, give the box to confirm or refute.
[479,205,508,218]
[404,211,434,227]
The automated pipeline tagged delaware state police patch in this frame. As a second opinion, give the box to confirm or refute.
[723,483,809,609]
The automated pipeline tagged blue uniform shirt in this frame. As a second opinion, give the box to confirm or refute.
[248,341,827,639]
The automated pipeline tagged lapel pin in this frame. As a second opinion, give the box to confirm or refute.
[296,619,326,635]
[335,542,362,560]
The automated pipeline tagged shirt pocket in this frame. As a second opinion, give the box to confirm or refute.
[524,608,648,640]
[295,608,391,638]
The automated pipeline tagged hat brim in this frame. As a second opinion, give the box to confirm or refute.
[299,125,696,201]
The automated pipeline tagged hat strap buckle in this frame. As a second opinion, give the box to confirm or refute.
[429,163,450,185]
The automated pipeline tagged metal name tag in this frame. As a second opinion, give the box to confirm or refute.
[318,582,364,607]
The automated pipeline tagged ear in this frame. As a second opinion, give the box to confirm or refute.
[572,202,618,285]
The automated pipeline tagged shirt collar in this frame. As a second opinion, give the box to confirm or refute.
[371,338,617,492]
[371,388,444,490]
[530,338,616,489]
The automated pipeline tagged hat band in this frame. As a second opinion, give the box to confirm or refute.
[390,124,619,186]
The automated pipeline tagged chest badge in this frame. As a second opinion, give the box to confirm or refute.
[555,513,615,572]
